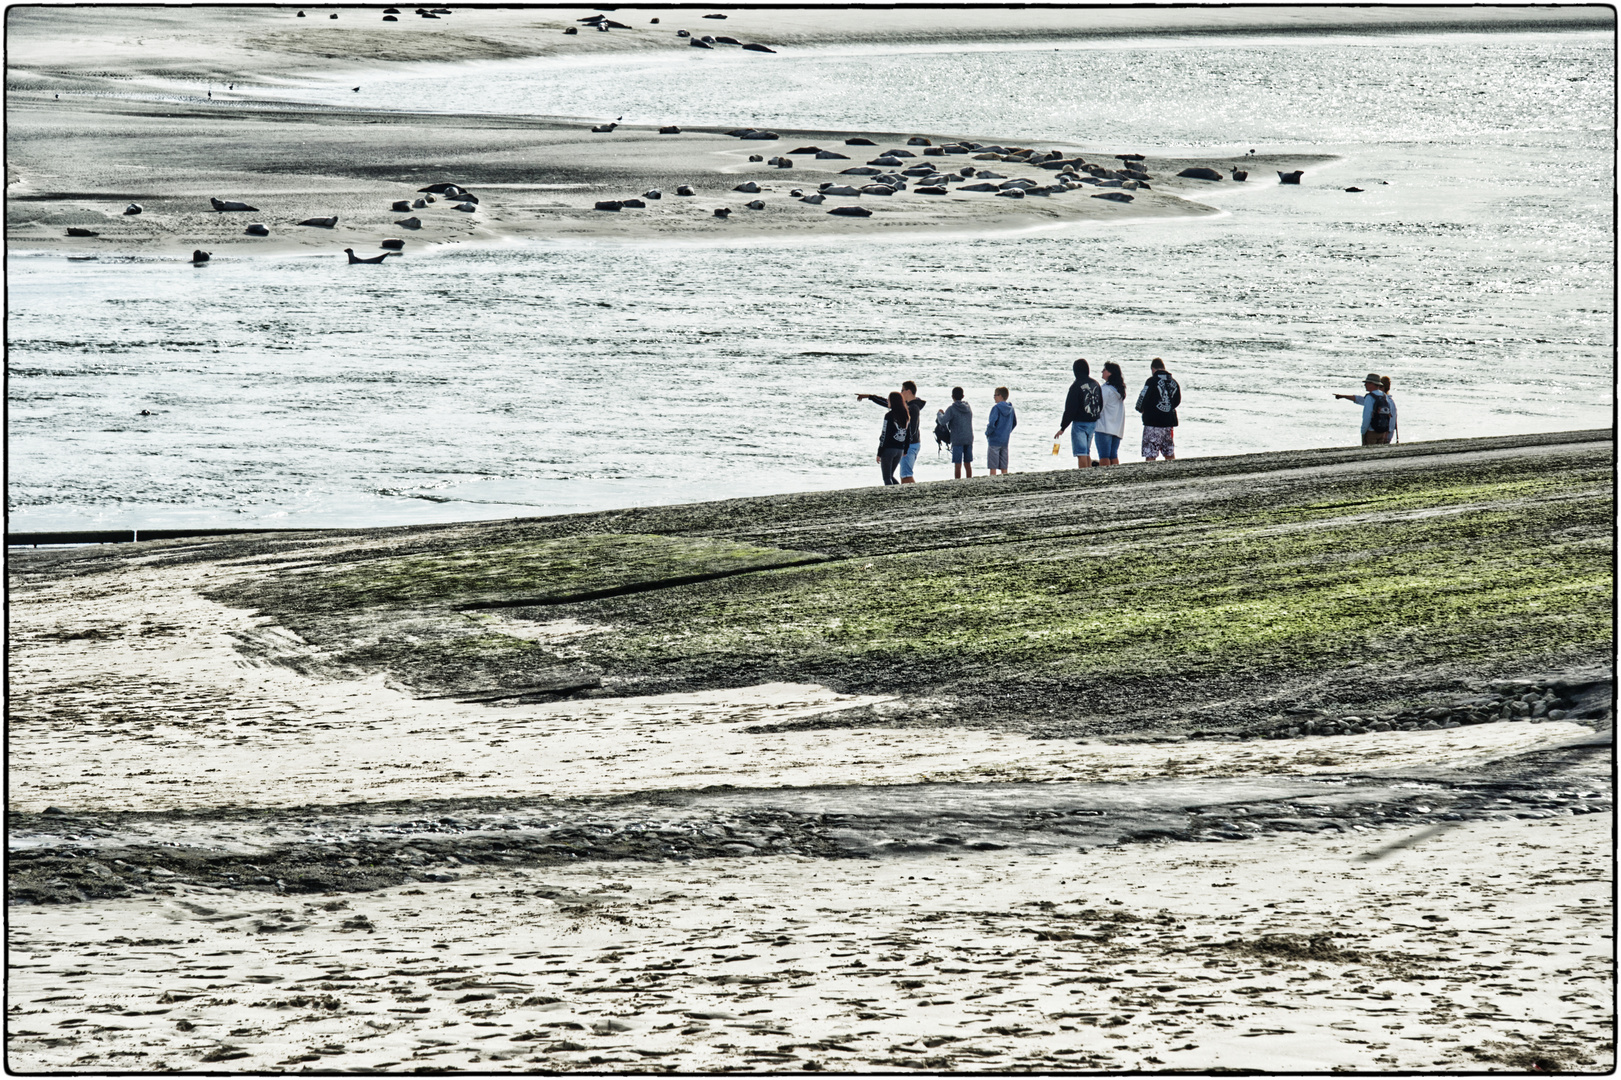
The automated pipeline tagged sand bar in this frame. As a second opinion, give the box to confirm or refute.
[20,4,1607,252]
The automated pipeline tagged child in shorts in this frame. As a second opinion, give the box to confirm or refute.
[984,387,1016,474]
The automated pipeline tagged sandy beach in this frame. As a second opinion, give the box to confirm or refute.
[7,5,1602,255]
[8,430,1614,1072]
[7,8,1616,1074]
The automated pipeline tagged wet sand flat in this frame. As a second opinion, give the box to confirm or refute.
[12,4,1602,256]
[7,814,1610,1073]
[8,430,1614,1072]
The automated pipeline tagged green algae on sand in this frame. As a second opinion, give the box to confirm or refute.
[26,430,1614,730]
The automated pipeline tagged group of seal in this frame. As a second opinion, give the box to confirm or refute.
[583,135,1170,222]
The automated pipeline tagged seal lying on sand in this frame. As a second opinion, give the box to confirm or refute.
[344,248,392,264]
[210,198,258,211]
[297,216,338,227]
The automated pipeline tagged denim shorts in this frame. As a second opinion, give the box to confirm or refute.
[951,442,974,464]
[986,444,1009,471]
[1069,421,1097,457]
[899,441,921,478]
[1093,431,1122,459]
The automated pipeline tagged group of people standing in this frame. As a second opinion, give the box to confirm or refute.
[857,358,1183,486]
[860,360,1394,486]
[1053,357,1181,469]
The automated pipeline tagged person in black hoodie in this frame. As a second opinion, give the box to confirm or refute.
[1134,357,1181,461]
[857,380,925,483]
[1053,358,1103,469]
[876,391,911,485]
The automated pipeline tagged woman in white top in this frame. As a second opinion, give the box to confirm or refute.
[1381,375,1399,443]
[1095,361,1128,466]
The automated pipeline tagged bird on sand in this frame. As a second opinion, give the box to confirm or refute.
[344,248,393,264]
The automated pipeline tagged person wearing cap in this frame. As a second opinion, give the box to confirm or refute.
[1334,374,1394,445]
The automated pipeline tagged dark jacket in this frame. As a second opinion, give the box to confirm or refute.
[878,412,911,455]
[864,394,926,444]
[1135,370,1181,427]
[1060,377,1103,429]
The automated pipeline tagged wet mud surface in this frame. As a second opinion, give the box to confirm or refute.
[10,735,1609,906]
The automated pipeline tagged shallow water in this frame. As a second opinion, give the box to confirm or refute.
[7,29,1613,531]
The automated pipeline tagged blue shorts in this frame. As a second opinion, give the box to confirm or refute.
[951,442,974,464]
[1094,431,1122,459]
[899,441,921,479]
[1069,421,1097,457]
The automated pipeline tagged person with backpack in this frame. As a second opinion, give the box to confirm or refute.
[1334,373,1393,445]
[1053,358,1103,468]
[875,391,912,485]
[1134,357,1181,461]
[857,380,926,483]
[942,386,975,478]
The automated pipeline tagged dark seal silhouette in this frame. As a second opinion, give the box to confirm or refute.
[344,248,392,264]
[1278,170,1305,184]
